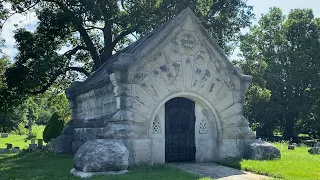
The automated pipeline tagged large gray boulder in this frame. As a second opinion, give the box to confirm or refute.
[53,120,74,154]
[314,142,320,147]
[308,147,320,155]
[73,139,129,172]
[53,134,73,154]
[244,139,281,160]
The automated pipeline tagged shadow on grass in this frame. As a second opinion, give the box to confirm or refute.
[0,152,201,180]
[216,157,242,169]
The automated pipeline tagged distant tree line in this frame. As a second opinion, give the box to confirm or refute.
[238,7,320,141]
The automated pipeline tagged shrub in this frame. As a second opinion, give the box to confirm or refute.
[43,111,65,143]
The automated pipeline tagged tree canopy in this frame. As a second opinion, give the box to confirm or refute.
[0,0,254,99]
[239,7,320,140]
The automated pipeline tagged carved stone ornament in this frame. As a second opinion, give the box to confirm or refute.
[152,116,161,134]
[199,118,208,134]
[180,33,197,51]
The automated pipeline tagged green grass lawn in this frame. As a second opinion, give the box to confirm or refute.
[0,126,45,149]
[0,152,208,180]
[221,143,320,180]
[1,131,319,180]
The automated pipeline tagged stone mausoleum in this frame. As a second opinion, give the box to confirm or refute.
[55,8,280,173]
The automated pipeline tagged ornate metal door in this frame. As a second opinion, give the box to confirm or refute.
[165,97,195,162]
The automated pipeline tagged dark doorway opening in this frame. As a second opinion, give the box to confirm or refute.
[165,97,196,163]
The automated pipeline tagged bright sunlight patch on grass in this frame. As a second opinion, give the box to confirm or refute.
[0,125,45,149]
[0,152,204,180]
[240,143,320,180]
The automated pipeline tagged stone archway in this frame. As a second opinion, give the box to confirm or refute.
[148,92,222,164]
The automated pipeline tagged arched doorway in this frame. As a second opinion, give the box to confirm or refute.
[165,97,196,162]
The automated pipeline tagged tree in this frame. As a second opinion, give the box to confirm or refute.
[0,56,25,132]
[26,98,38,138]
[43,111,66,143]
[1,0,254,99]
[240,7,320,140]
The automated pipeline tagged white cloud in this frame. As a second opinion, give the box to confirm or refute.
[0,3,38,61]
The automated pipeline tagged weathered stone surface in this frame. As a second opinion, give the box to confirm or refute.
[1,133,8,138]
[244,140,281,160]
[53,134,73,154]
[123,139,152,165]
[73,139,129,172]
[288,145,295,150]
[219,139,245,159]
[72,140,85,153]
[222,126,255,139]
[29,144,37,151]
[308,147,320,154]
[0,148,9,154]
[11,147,21,153]
[62,7,275,166]
[37,139,43,148]
[314,142,320,147]
[53,120,74,154]
[97,123,147,139]
[6,143,12,149]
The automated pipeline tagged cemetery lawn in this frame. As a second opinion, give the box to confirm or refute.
[0,152,209,180]
[221,143,320,180]
[0,126,45,149]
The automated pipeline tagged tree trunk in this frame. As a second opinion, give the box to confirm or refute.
[28,119,32,138]
[283,112,297,141]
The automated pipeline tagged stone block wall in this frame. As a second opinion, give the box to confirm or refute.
[68,83,117,152]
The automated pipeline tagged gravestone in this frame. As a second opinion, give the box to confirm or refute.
[29,144,37,151]
[11,147,21,153]
[308,147,320,155]
[29,139,37,151]
[288,144,295,150]
[0,148,9,154]
[38,139,43,149]
[6,143,12,149]
[1,133,8,138]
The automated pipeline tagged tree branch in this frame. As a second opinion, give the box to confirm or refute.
[27,70,64,95]
[112,28,136,46]
[121,0,130,14]
[63,46,88,59]
[84,25,104,31]
[43,0,101,70]
[68,66,90,77]
[76,22,101,70]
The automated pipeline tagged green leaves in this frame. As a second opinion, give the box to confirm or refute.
[240,7,320,139]
[0,0,254,108]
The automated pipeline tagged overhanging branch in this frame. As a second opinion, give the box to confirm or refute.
[68,66,90,77]
[64,46,88,59]
[112,28,136,46]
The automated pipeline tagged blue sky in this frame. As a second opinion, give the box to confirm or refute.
[247,0,320,19]
[1,1,320,60]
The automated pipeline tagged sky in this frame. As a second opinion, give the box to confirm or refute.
[1,0,320,60]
